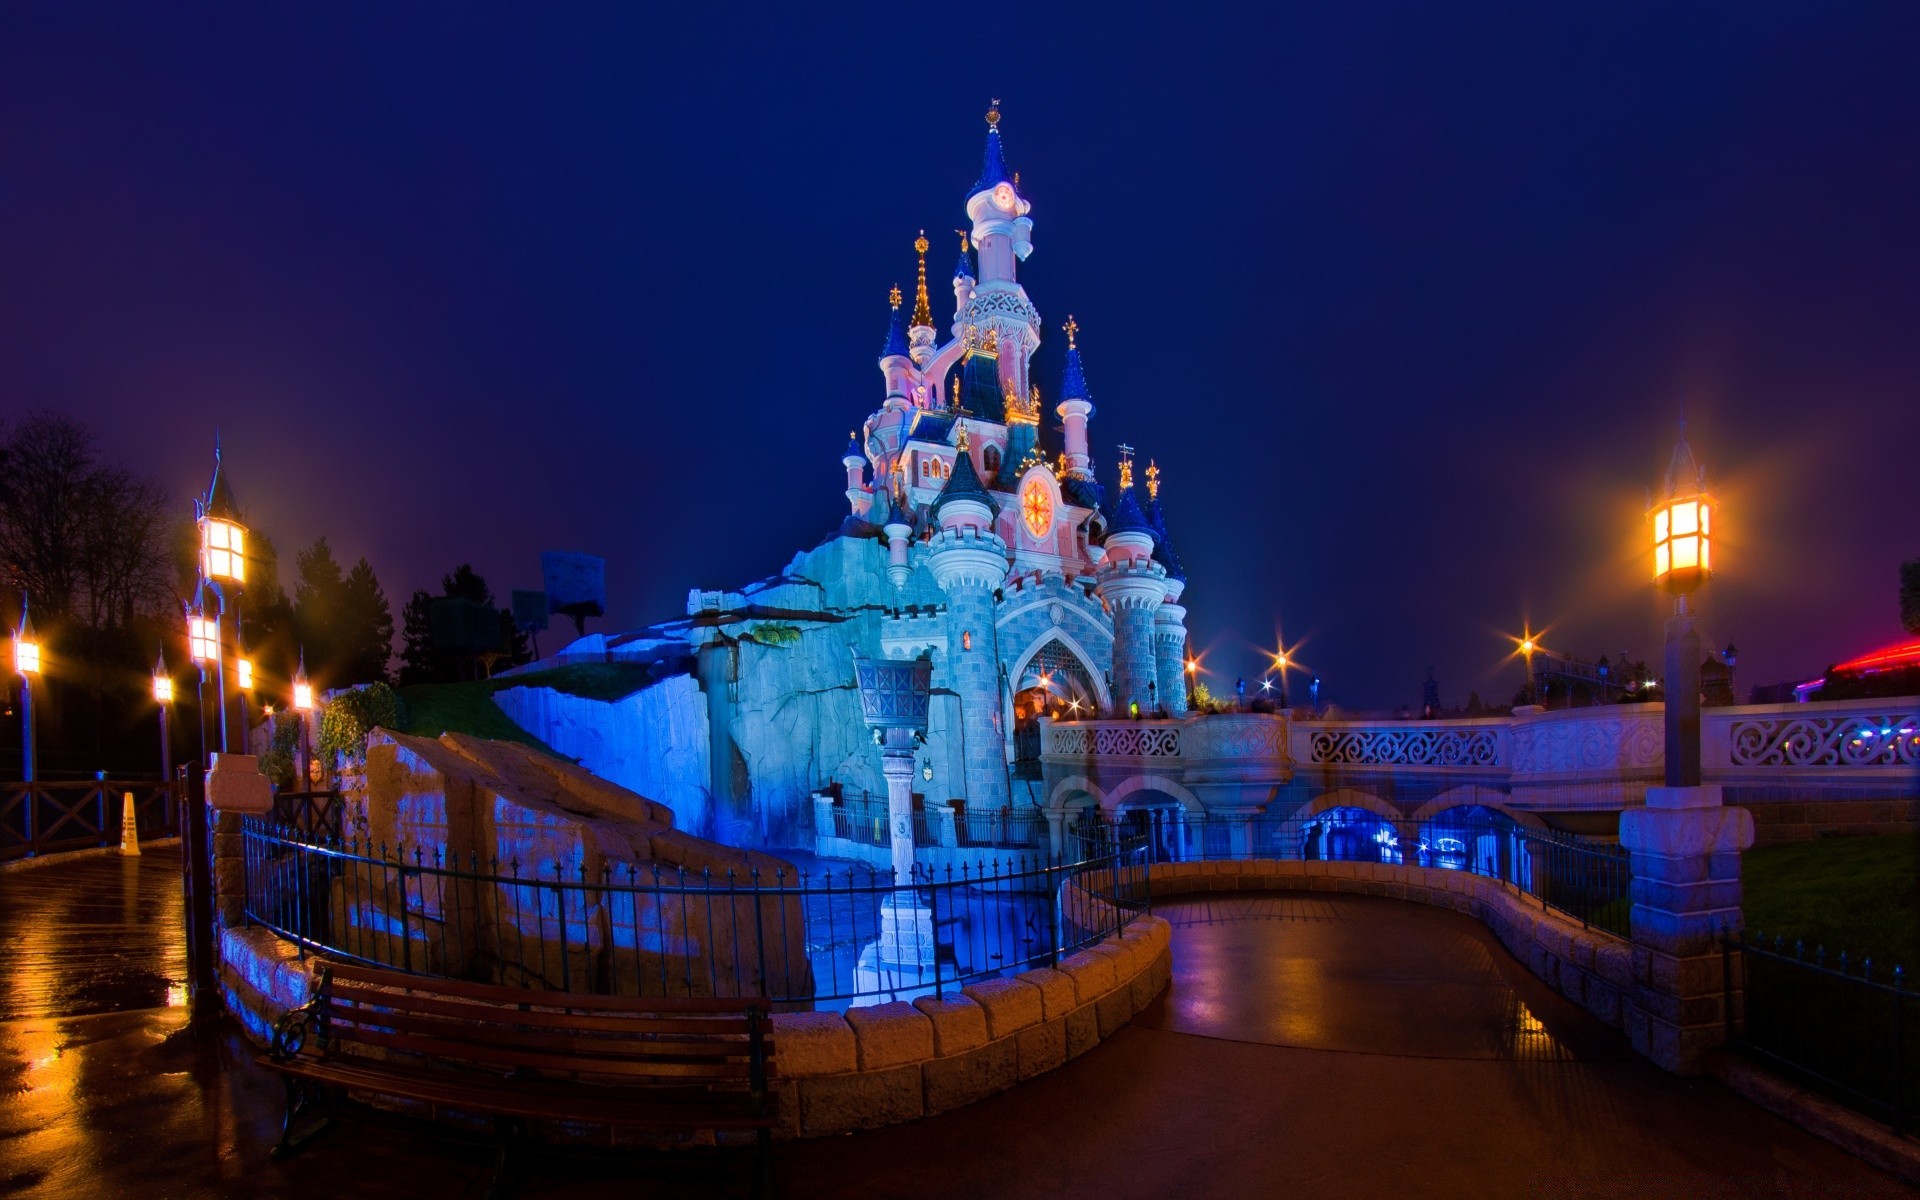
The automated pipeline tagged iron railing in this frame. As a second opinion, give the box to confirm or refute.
[240,816,1149,1010]
[1728,932,1917,1134]
[0,779,178,861]
[1116,811,1632,938]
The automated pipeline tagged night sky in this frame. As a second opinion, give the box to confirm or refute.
[4,4,1916,710]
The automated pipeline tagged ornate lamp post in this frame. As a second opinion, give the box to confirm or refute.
[195,441,247,753]
[1519,633,1538,706]
[187,603,218,766]
[852,652,936,979]
[1650,430,1714,786]
[13,600,40,782]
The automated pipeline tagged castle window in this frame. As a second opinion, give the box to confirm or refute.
[983,445,1001,479]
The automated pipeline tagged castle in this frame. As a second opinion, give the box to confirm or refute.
[500,105,1191,849]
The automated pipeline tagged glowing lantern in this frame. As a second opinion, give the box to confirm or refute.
[188,615,219,663]
[13,607,40,676]
[237,657,254,692]
[1651,431,1713,594]
[292,654,314,712]
[200,515,247,584]
[153,670,173,705]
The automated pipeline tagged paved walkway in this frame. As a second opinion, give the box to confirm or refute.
[0,855,1910,1198]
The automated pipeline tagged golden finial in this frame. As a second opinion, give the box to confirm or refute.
[955,423,971,452]
[1117,444,1135,492]
[957,230,969,254]
[1062,314,1079,350]
[888,284,902,310]
[911,230,932,327]
[1145,460,1161,502]
[986,99,1001,130]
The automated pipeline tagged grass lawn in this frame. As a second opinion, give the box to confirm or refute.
[1742,833,1920,968]
[396,662,658,756]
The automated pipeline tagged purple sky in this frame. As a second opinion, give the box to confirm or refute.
[3,4,1916,708]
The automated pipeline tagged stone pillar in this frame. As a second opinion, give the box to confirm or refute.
[1096,562,1168,715]
[1154,585,1190,717]
[695,637,746,845]
[1618,784,1753,1074]
[1174,807,1188,862]
[880,744,917,885]
[1046,809,1065,857]
[813,792,837,842]
[926,801,958,848]
[927,531,1012,812]
[1663,607,1704,787]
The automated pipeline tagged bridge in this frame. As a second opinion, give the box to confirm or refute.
[1038,696,1920,849]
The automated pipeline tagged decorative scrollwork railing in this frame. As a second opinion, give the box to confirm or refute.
[1725,712,1920,769]
[1044,724,1181,759]
[1307,727,1502,768]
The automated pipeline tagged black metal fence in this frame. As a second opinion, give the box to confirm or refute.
[241,816,1149,1010]
[1114,810,1633,938]
[1728,932,1917,1134]
[0,780,178,861]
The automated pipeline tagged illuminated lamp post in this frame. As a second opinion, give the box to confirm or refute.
[13,600,40,783]
[196,440,247,754]
[1519,634,1538,706]
[187,603,218,767]
[1184,657,1198,710]
[152,653,174,786]
[1273,650,1291,709]
[1650,429,1714,786]
[291,651,314,789]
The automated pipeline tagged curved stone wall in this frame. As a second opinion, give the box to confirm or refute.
[1145,859,1633,1032]
[218,914,1174,1141]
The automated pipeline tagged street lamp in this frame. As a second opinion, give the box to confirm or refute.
[292,651,315,788]
[152,653,174,789]
[13,600,40,782]
[1517,631,1539,705]
[194,439,247,754]
[1650,424,1714,787]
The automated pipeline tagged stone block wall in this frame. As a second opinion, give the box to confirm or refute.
[217,915,1174,1142]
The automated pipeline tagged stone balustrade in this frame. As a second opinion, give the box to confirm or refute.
[1040,697,1919,837]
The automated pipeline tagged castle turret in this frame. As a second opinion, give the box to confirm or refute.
[925,434,1011,809]
[1056,315,1095,479]
[1095,462,1167,714]
[842,430,869,517]
[871,486,914,590]
[949,232,975,339]
[880,285,913,406]
[1146,464,1190,715]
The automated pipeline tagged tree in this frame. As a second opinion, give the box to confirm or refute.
[397,564,533,685]
[338,558,394,685]
[1902,557,1920,636]
[293,537,393,687]
[0,413,173,769]
[397,589,437,686]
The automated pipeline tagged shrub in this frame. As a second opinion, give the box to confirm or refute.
[318,682,405,763]
[745,623,803,647]
[259,718,302,790]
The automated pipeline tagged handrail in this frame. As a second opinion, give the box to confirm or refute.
[0,779,178,861]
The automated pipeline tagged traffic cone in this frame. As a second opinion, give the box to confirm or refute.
[119,791,141,857]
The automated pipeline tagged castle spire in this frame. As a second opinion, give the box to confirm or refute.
[910,231,933,328]
[970,99,1014,198]
[1060,315,1091,405]
[881,286,909,360]
[952,230,975,282]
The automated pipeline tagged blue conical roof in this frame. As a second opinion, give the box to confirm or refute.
[953,245,975,281]
[881,305,909,360]
[931,445,997,519]
[1108,484,1152,535]
[1061,345,1091,403]
[970,126,1014,198]
[844,430,864,460]
[1149,497,1186,581]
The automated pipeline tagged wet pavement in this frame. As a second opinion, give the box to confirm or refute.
[0,857,1911,1199]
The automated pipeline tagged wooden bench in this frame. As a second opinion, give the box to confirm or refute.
[259,961,778,1198]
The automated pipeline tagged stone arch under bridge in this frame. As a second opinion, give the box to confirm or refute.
[1410,785,1546,831]
[1103,774,1204,816]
